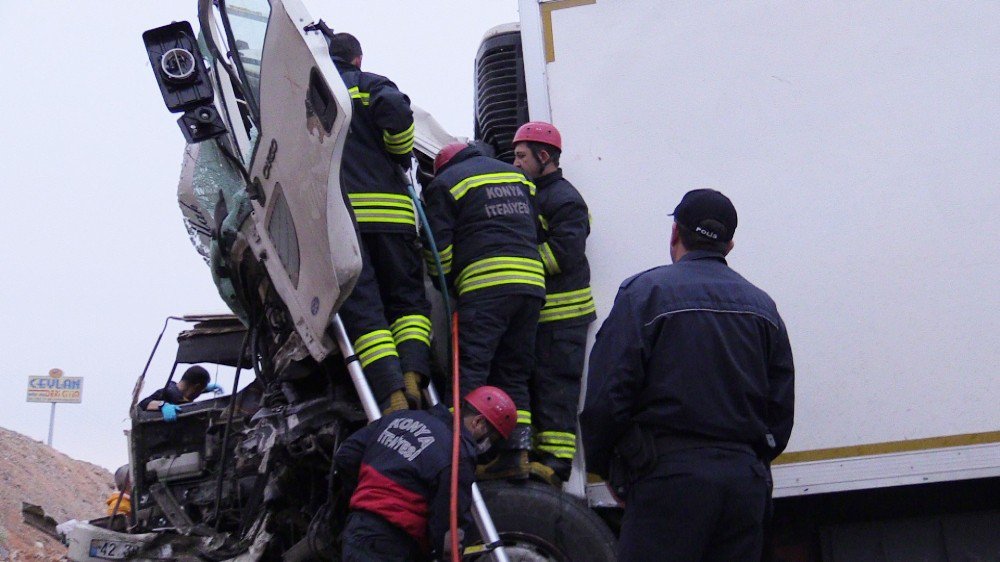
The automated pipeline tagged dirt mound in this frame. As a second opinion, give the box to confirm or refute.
[0,426,113,561]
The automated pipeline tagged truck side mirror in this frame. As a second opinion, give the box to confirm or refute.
[142,21,226,143]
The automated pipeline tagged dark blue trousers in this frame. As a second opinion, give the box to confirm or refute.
[618,447,772,562]
[341,510,426,562]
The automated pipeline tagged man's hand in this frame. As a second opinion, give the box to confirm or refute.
[204,383,225,395]
[160,403,181,422]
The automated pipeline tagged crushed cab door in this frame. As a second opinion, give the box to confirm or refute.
[222,0,361,360]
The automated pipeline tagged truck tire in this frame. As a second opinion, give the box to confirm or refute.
[471,481,617,562]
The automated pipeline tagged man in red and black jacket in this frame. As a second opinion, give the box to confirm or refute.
[327,32,432,414]
[422,142,545,479]
[336,386,516,561]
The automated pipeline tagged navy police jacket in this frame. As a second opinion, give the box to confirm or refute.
[422,145,545,300]
[534,169,596,327]
[334,405,475,554]
[580,251,795,477]
[333,58,416,234]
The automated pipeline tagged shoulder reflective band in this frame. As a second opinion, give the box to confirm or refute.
[347,86,370,106]
[449,173,536,201]
[539,287,596,323]
[517,410,532,425]
[455,256,545,295]
[348,193,416,226]
[383,122,415,155]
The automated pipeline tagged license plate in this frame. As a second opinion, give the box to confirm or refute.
[88,539,140,560]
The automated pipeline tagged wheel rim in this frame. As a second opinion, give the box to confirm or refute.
[485,531,570,562]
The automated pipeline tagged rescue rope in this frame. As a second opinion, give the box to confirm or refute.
[449,311,461,562]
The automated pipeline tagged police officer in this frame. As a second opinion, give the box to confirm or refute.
[580,189,795,561]
[511,122,595,483]
[422,142,544,479]
[336,386,516,561]
[328,33,432,413]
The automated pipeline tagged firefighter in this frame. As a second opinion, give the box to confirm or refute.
[422,142,544,479]
[138,366,223,421]
[327,33,432,413]
[512,122,595,483]
[580,189,795,561]
[336,386,516,562]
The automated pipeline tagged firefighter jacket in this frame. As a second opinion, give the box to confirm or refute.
[335,405,476,555]
[333,58,416,234]
[580,251,795,477]
[422,146,546,300]
[534,169,596,327]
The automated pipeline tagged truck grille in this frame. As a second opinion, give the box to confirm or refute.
[474,28,528,163]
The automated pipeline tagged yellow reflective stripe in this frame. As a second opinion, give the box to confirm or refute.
[390,315,432,346]
[349,194,416,225]
[536,444,576,459]
[347,86,370,106]
[449,173,536,201]
[424,244,453,275]
[540,287,596,323]
[458,274,545,295]
[517,410,532,425]
[353,330,398,367]
[537,431,576,445]
[348,193,414,206]
[456,257,545,295]
[456,256,544,287]
[538,214,548,231]
[383,123,415,144]
[352,213,416,225]
[539,242,560,274]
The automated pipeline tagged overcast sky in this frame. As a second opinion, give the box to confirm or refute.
[0,0,518,471]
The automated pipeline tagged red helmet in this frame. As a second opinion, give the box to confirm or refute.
[434,142,469,174]
[512,121,562,150]
[464,385,516,439]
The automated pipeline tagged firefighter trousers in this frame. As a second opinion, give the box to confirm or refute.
[617,447,772,562]
[337,232,431,403]
[531,322,589,462]
[341,510,426,562]
[455,292,542,422]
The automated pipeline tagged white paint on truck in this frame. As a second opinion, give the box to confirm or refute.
[518,0,1000,496]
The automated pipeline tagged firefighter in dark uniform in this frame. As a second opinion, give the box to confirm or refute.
[512,122,595,483]
[580,189,795,562]
[422,142,545,479]
[328,33,431,413]
[336,386,516,561]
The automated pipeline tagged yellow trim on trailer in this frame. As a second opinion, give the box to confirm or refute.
[772,431,1000,465]
[541,0,598,63]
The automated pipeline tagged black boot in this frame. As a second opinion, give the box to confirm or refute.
[477,425,531,480]
[532,451,573,483]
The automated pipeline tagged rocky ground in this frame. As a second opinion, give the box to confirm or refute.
[0,426,113,561]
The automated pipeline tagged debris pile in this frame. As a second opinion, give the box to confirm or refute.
[0,427,113,561]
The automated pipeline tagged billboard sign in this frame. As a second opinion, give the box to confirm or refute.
[27,368,83,404]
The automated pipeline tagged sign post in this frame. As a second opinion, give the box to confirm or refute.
[27,368,83,447]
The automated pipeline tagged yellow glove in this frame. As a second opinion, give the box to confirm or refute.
[403,371,423,409]
[382,390,409,415]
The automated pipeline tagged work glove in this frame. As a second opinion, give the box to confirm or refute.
[442,529,464,560]
[204,383,225,395]
[403,371,424,409]
[160,403,181,422]
[381,390,409,415]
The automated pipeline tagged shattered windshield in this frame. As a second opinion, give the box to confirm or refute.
[223,0,269,116]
